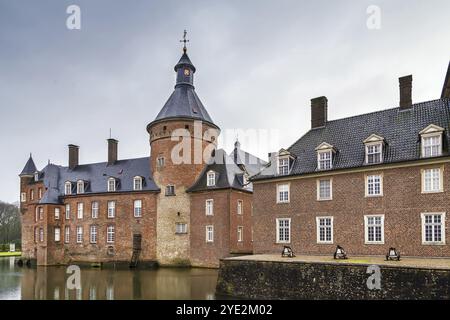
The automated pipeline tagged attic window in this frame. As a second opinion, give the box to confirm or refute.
[77,180,85,194]
[420,124,444,158]
[364,134,384,165]
[315,143,334,170]
[278,158,289,175]
[34,172,39,182]
[207,171,216,187]
[134,176,143,191]
[318,151,332,170]
[108,178,116,192]
[65,182,72,195]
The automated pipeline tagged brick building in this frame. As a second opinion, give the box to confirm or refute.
[19,44,265,267]
[252,62,450,258]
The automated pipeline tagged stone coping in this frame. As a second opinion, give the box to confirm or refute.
[223,254,450,270]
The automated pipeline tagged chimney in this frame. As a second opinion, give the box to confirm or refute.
[399,75,413,110]
[68,144,79,170]
[311,96,328,129]
[107,139,118,166]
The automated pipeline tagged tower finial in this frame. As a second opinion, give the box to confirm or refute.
[179,29,189,53]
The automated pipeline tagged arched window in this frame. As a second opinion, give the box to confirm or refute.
[207,171,216,187]
[65,182,72,195]
[107,178,116,192]
[77,180,85,194]
[133,176,143,191]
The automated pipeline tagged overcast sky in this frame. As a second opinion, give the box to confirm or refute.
[1,0,449,203]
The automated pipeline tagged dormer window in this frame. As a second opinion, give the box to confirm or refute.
[207,171,216,187]
[108,178,116,192]
[420,124,444,158]
[277,149,294,176]
[65,182,72,195]
[278,158,289,175]
[318,151,332,170]
[364,134,384,164]
[77,180,85,194]
[34,172,39,182]
[316,143,334,170]
[134,176,143,191]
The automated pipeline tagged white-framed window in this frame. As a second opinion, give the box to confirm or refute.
[54,208,60,220]
[30,189,34,201]
[77,203,84,219]
[206,225,214,243]
[237,200,243,215]
[134,200,142,217]
[34,172,39,182]
[38,188,42,199]
[107,225,115,243]
[65,182,72,195]
[318,151,332,170]
[237,226,244,242]
[64,226,70,244]
[91,201,99,219]
[421,212,445,245]
[20,192,26,202]
[157,156,165,168]
[277,184,290,203]
[207,171,216,187]
[278,157,289,175]
[133,176,143,191]
[39,228,44,242]
[366,174,383,197]
[316,217,333,244]
[76,226,83,243]
[366,143,383,164]
[107,201,115,218]
[107,178,116,192]
[276,218,291,243]
[77,180,85,194]
[65,204,70,220]
[317,178,332,200]
[422,168,443,193]
[90,225,97,244]
[165,185,175,196]
[422,135,442,158]
[54,227,61,242]
[176,223,188,234]
[205,199,214,216]
[364,215,384,244]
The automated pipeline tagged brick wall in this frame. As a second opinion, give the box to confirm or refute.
[253,161,450,257]
[20,183,158,265]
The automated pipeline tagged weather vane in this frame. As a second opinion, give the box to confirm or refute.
[180,29,189,53]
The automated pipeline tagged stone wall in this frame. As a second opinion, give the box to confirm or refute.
[216,259,450,299]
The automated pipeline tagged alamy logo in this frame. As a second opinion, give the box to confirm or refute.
[366,265,381,290]
[366,5,381,30]
[66,5,81,30]
[66,265,81,290]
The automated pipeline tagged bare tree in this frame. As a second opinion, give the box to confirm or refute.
[0,201,21,247]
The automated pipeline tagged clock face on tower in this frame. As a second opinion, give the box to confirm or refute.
[184,68,190,76]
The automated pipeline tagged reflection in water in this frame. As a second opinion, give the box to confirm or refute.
[0,257,218,300]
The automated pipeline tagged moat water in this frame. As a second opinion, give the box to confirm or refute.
[0,257,220,300]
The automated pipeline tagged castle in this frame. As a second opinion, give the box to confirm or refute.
[19,42,265,268]
[19,37,450,267]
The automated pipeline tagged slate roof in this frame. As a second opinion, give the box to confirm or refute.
[152,85,217,127]
[149,51,218,129]
[187,147,266,193]
[38,157,159,204]
[442,61,450,98]
[19,155,37,176]
[253,98,450,180]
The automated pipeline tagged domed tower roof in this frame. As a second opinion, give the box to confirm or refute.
[147,34,219,131]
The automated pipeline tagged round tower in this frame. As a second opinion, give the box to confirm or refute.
[147,40,220,266]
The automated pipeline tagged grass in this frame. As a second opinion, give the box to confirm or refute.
[0,251,22,257]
